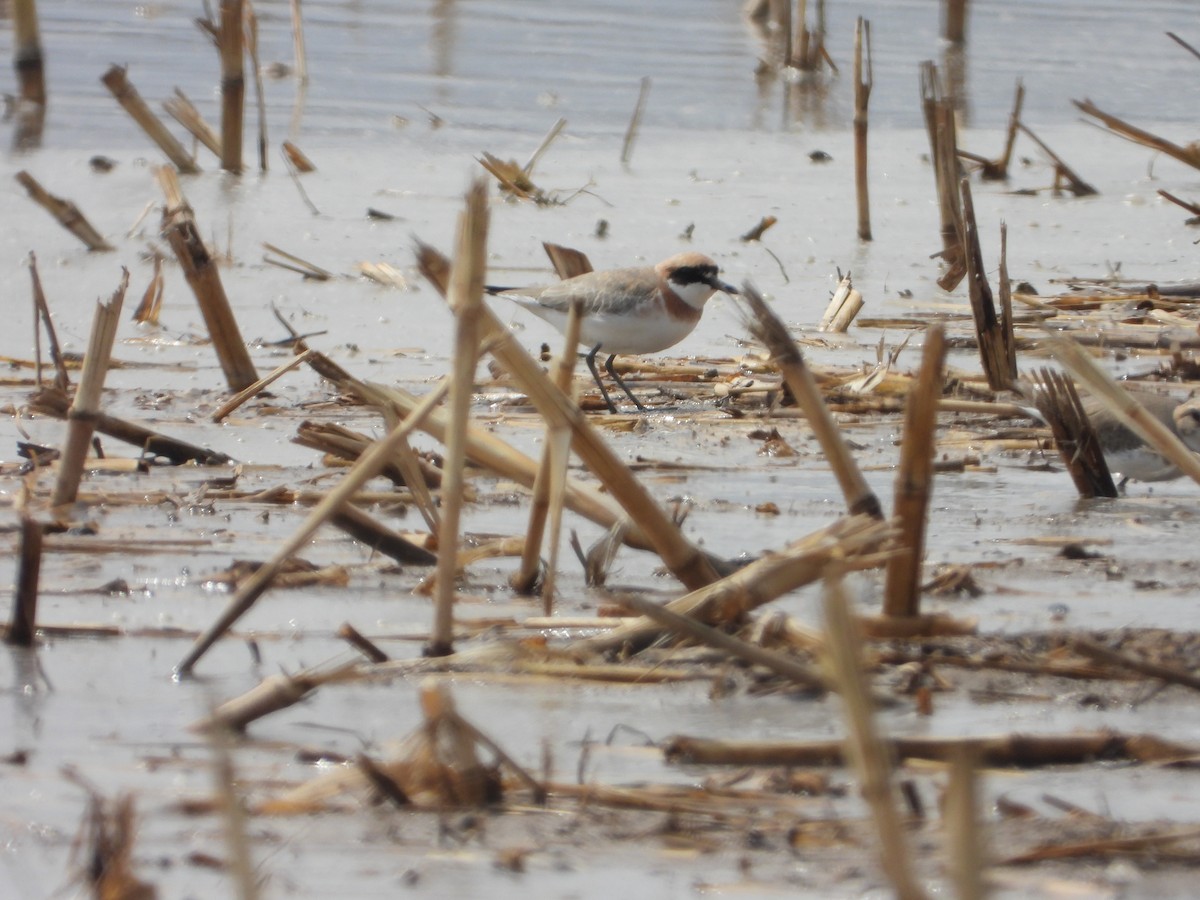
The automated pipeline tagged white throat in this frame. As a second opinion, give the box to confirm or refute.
[669,279,717,310]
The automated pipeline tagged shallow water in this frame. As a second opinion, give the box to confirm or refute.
[4,2,1200,897]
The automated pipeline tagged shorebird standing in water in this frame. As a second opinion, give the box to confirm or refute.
[488,252,737,413]
[1085,392,1200,484]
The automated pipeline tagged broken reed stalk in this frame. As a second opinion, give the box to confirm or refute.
[1047,334,1200,487]
[430,180,490,657]
[28,252,70,391]
[1073,98,1200,172]
[617,591,825,691]
[822,577,929,900]
[131,252,165,324]
[1030,367,1117,499]
[244,1,269,172]
[163,89,222,158]
[329,504,437,567]
[50,271,129,510]
[1016,122,1097,196]
[1072,636,1200,693]
[207,728,259,900]
[997,222,1017,379]
[338,622,390,663]
[513,301,582,606]
[620,76,651,166]
[13,0,46,107]
[883,324,946,618]
[30,386,234,466]
[538,307,582,615]
[853,17,872,242]
[212,348,313,422]
[101,65,199,174]
[942,0,968,44]
[920,62,965,290]
[415,245,722,593]
[219,0,245,173]
[987,79,1024,180]
[176,382,449,675]
[945,747,985,900]
[575,515,894,655]
[960,178,1017,391]
[290,0,308,84]
[740,282,883,519]
[157,166,258,391]
[195,662,356,732]
[664,730,1195,768]
[818,272,861,332]
[15,172,113,252]
[6,516,43,647]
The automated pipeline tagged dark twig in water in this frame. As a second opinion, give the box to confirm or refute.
[620,76,651,166]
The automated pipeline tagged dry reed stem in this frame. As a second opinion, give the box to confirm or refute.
[620,76,651,165]
[219,0,245,173]
[162,88,221,157]
[574,515,894,655]
[175,381,448,675]
[13,0,45,107]
[195,662,357,732]
[290,0,308,84]
[430,182,490,655]
[524,117,568,175]
[920,62,965,290]
[101,65,199,173]
[244,0,269,172]
[1072,636,1200,693]
[329,502,437,566]
[1016,122,1097,196]
[514,300,582,605]
[853,17,872,241]
[30,386,233,466]
[990,78,1024,180]
[1158,189,1200,217]
[822,577,929,900]
[50,271,129,509]
[960,178,1017,391]
[883,324,946,618]
[365,381,650,550]
[212,348,313,422]
[261,242,332,279]
[28,252,70,391]
[616,591,826,691]
[157,166,258,391]
[1048,334,1200,487]
[67,778,158,900]
[541,240,594,279]
[997,221,1017,379]
[944,748,985,900]
[6,515,43,647]
[740,282,883,519]
[1073,98,1200,172]
[292,417,443,491]
[1001,825,1200,865]
[942,0,967,44]
[207,726,259,900]
[538,310,581,614]
[818,272,864,333]
[281,140,315,172]
[1029,368,1117,499]
[338,622,389,663]
[131,252,165,325]
[415,244,722,592]
[14,171,113,251]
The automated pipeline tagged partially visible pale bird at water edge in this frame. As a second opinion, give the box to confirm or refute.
[487,252,737,413]
[1084,392,1200,485]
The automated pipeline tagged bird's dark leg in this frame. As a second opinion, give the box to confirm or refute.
[605,353,647,412]
[585,343,618,414]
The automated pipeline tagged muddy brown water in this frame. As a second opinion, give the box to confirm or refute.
[4,1,1200,897]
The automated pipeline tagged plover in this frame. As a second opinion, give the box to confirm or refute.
[1085,392,1200,484]
[488,252,737,413]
